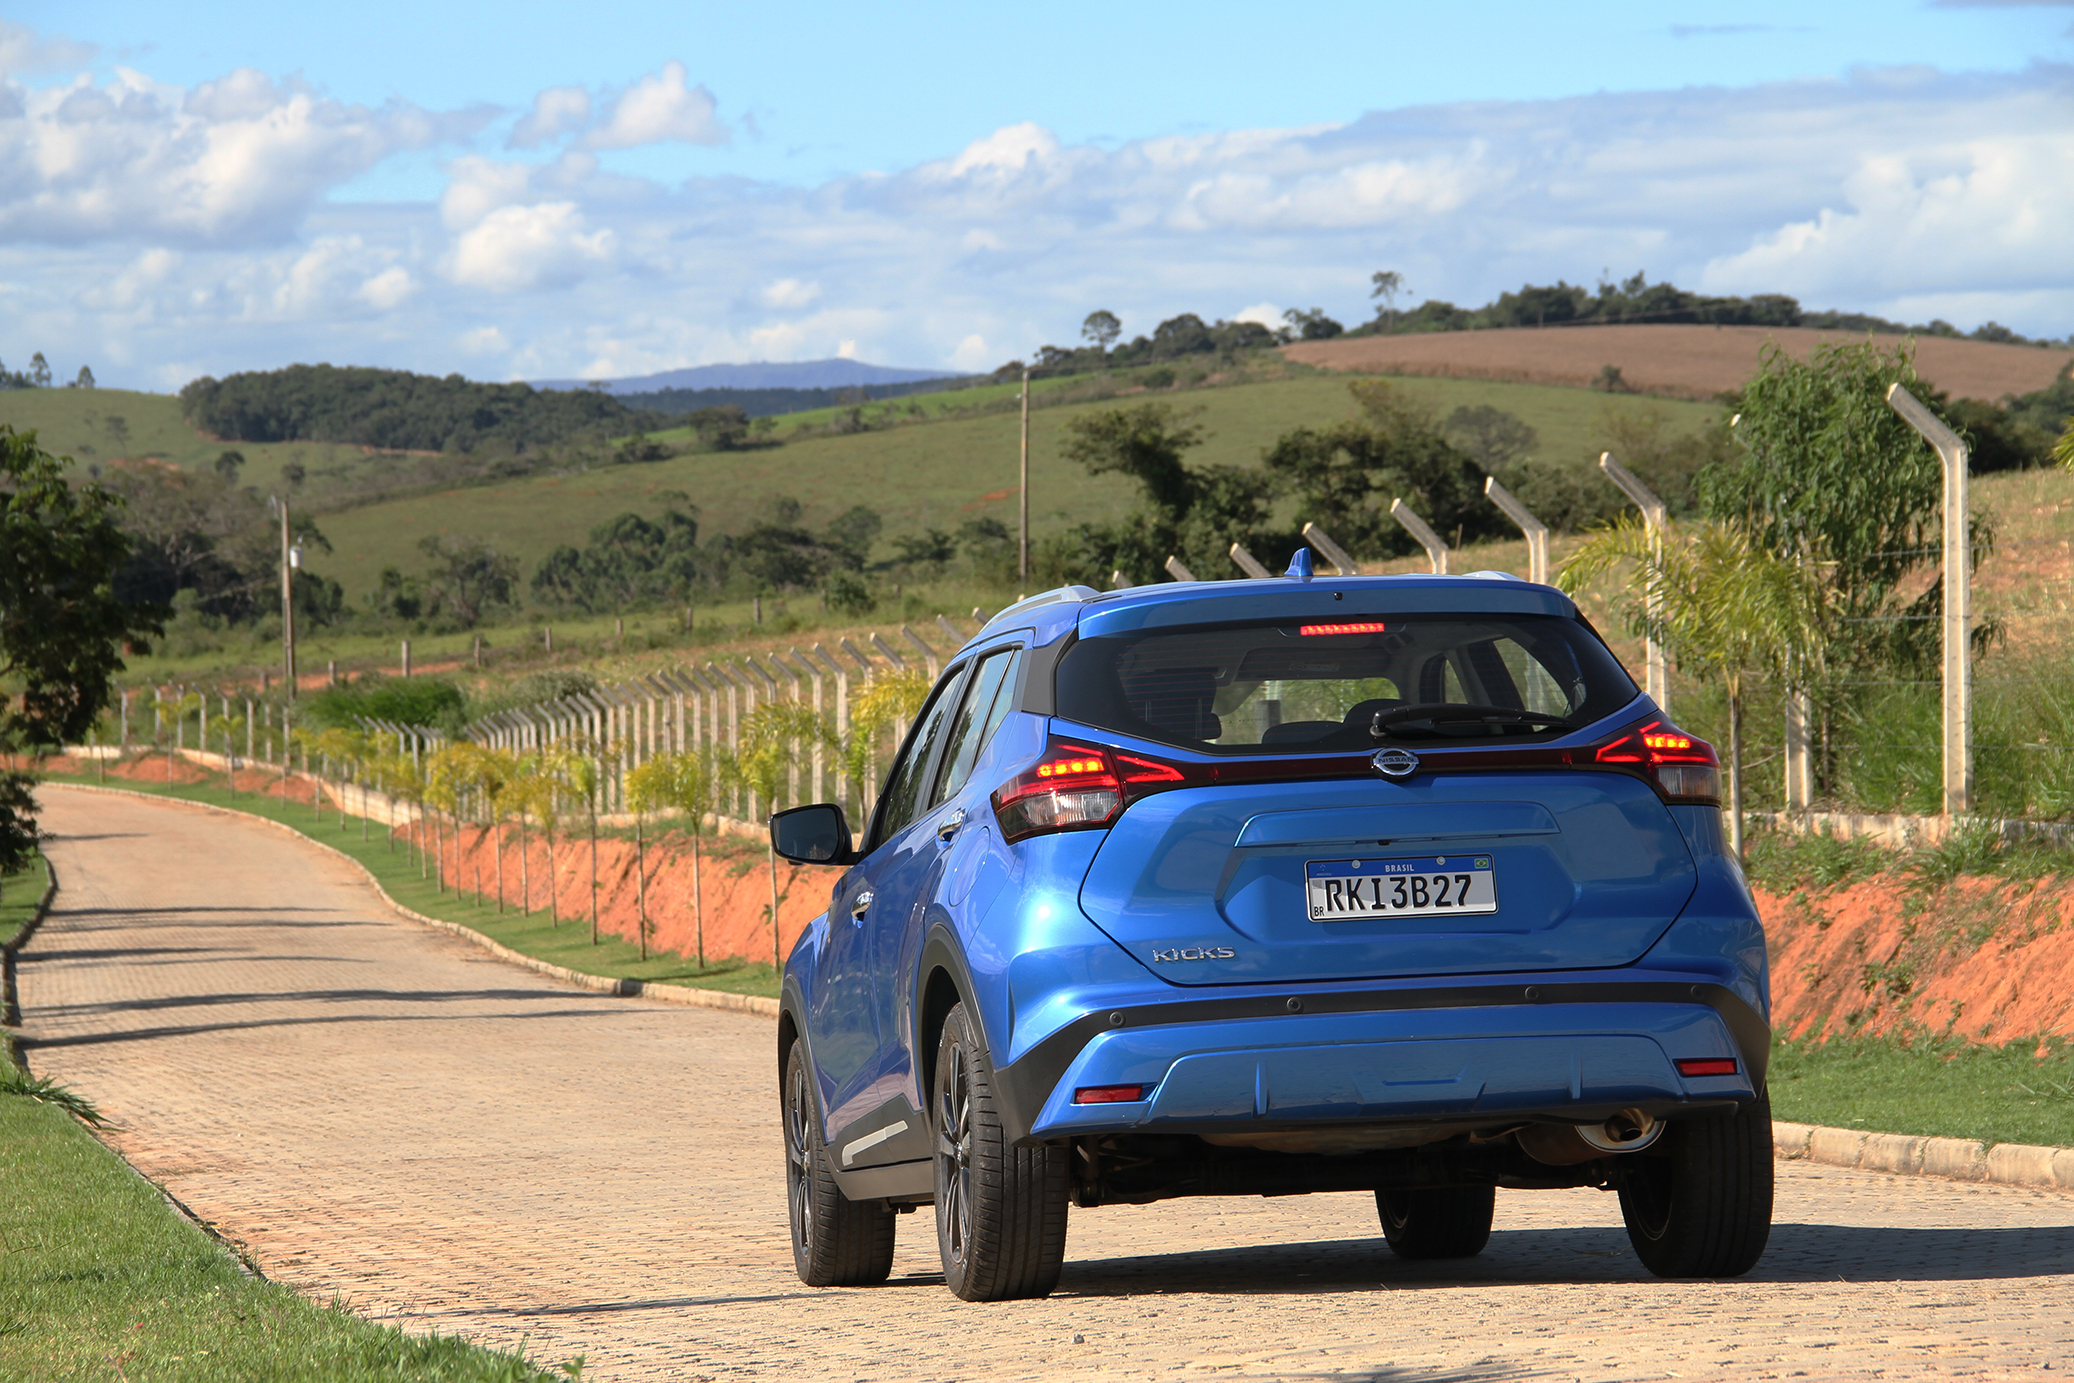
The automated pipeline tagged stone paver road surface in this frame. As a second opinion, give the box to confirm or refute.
[17,786,2074,1381]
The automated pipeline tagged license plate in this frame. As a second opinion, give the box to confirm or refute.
[1305,855,1497,920]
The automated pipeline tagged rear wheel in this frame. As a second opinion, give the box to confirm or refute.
[1617,1090,1774,1278]
[1375,1185,1495,1260]
[783,1042,896,1287]
[933,1001,1069,1300]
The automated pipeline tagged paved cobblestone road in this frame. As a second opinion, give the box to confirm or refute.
[18,787,2074,1381]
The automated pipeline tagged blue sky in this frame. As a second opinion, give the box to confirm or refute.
[6,2,2072,387]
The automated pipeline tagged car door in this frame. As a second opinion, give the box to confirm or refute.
[815,661,971,1152]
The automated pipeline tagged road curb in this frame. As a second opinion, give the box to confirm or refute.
[1,852,60,1029]
[44,783,781,1020]
[1773,1119,2074,1192]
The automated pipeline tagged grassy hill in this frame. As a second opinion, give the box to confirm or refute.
[0,387,398,494]
[289,372,1715,601]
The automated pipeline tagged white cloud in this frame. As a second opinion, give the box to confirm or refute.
[358,265,414,310]
[447,202,615,292]
[947,333,993,371]
[836,338,858,359]
[0,21,96,74]
[25,61,2074,389]
[510,85,591,149]
[0,65,481,246]
[1231,303,1282,330]
[762,277,820,308]
[583,61,727,150]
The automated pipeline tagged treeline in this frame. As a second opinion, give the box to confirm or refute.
[1,351,95,389]
[179,365,670,454]
[1352,271,2064,347]
[1000,314,1281,381]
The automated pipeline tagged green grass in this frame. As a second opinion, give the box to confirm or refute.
[58,765,780,999]
[1,851,48,947]
[0,386,384,496]
[1770,1035,2074,1148]
[0,1086,578,1381]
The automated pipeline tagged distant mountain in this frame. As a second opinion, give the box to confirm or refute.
[533,358,957,394]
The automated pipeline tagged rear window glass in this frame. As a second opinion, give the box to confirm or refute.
[1055,614,1637,755]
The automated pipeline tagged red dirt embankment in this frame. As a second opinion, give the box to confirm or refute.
[406,822,839,965]
[1285,325,2073,402]
[1760,875,2074,1046]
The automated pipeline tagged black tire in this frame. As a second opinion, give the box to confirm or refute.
[783,1041,896,1287]
[1375,1185,1495,1260]
[933,1001,1069,1301]
[1618,1090,1774,1278]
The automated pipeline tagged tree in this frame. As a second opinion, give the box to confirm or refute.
[2057,417,2074,471]
[28,353,50,388]
[1081,310,1122,354]
[281,460,305,489]
[1057,403,1281,582]
[71,365,95,389]
[1441,405,1537,474]
[0,428,164,869]
[1370,271,1405,330]
[213,450,245,486]
[1283,308,1343,341]
[1697,338,1987,676]
[1559,516,1826,856]
[1262,380,1502,560]
[417,534,518,628]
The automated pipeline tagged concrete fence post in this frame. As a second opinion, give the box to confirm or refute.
[1164,555,1199,582]
[1110,569,1134,589]
[1229,543,1272,579]
[1483,476,1550,585]
[1885,383,1973,816]
[1599,451,1670,714]
[1388,499,1451,575]
[1300,522,1359,576]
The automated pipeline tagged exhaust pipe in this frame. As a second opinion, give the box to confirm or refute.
[1519,1109,1663,1166]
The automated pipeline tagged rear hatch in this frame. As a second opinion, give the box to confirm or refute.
[1048,600,1705,985]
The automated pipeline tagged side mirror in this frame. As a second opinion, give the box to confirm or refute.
[770,803,855,866]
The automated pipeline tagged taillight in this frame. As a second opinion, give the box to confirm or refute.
[991,738,1195,843]
[1593,718,1720,804]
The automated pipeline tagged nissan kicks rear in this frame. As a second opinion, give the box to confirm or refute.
[772,561,1772,1300]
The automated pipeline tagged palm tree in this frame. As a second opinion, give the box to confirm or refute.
[1560,515,1826,855]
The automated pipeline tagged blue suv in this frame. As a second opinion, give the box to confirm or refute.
[771,557,1772,1300]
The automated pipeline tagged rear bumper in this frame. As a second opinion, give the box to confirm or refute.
[1004,982,1765,1144]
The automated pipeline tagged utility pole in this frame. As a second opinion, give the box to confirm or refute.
[278,497,298,700]
[1018,368,1031,586]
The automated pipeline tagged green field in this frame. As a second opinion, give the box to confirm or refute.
[0,386,390,496]
[2,369,1715,607]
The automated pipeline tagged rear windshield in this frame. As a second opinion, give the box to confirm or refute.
[1055,613,1637,755]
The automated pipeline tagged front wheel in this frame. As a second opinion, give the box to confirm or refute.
[1375,1185,1494,1260]
[1617,1091,1774,1278]
[933,1001,1069,1301]
[783,1042,895,1286]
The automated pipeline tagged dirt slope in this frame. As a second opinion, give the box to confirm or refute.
[1285,324,2073,402]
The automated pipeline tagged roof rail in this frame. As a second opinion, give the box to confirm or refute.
[977,584,1099,632]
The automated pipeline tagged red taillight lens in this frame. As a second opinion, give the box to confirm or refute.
[1676,1057,1739,1078]
[991,738,1196,843]
[1299,621,1386,636]
[1072,1084,1148,1104]
[1593,718,1721,804]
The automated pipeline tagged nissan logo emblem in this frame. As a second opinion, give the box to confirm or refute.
[1371,747,1420,778]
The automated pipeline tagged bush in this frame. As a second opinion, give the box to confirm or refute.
[825,571,875,615]
[301,676,466,734]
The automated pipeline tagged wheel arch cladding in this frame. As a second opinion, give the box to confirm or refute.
[919,963,965,1107]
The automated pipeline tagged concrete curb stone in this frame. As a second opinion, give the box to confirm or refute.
[1775,1113,2069,1193]
[46,784,781,1021]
